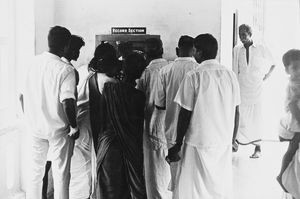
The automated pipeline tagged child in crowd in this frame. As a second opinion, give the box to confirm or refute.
[277,49,300,192]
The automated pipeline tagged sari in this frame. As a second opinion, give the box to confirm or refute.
[89,74,147,199]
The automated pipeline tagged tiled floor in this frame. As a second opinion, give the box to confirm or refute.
[233,141,294,199]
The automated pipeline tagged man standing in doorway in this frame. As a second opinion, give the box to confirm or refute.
[24,26,79,199]
[233,24,276,158]
[167,33,240,199]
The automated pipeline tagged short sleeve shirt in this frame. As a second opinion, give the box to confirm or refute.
[136,58,168,142]
[155,57,198,144]
[24,52,76,139]
[174,59,241,148]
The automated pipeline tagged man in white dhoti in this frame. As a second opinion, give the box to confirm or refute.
[233,24,276,158]
[167,34,240,199]
[137,38,171,199]
[24,26,79,199]
[153,35,198,191]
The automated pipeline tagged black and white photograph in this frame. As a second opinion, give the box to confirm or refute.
[0,0,300,199]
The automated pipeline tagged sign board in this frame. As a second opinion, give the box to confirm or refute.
[111,27,146,34]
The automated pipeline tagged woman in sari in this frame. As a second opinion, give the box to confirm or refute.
[89,47,147,199]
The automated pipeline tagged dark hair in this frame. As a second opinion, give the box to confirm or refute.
[48,26,71,50]
[178,35,194,50]
[124,52,147,80]
[282,49,300,68]
[194,34,218,60]
[145,38,163,59]
[88,42,121,75]
[118,42,133,58]
[66,35,85,51]
[239,24,252,36]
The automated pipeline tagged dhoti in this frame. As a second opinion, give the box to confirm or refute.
[237,102,263,142]
[173,143,233,199]
[143,134,172,199]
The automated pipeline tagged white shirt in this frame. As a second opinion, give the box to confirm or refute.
[61,57,72,65]
[24,52,76,139]
[155,57,198,144]
[137,58,169,107]
[233,43,274,105]
[174,59,241,148]
[137,58,169,142]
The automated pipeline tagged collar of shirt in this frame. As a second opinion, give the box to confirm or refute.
[200,59,220,66]
[61,57,74,67]
[174,57,197,62]
[241,42,257,49]
[44,51,63,61]
[147,58,167,68]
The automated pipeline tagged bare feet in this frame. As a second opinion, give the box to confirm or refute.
[276,175,288,193]
[250,145,261,158]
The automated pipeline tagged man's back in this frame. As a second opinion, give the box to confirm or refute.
[156,57,198,144]
[24,52,76,139]
[137,58,168,131]
[175,59,240,147]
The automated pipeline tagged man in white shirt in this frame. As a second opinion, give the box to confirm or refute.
[42,35,86,199]
[137,38,170,199]
[167,34,240,199]
[24,26,79,199]
[153,35,198,191]
[233,24,276,158]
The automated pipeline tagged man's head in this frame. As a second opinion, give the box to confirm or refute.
[64,35,85,61]
[144,38,163,62]
[194,34,218,63]
[176,35,195,57]
[239,24,252,45]
[282,49,300,75]
[118,42,133,60]
[48,26,71,56]
[124,52,147,81]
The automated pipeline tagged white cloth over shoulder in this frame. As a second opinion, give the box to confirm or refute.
[173,59,240,199]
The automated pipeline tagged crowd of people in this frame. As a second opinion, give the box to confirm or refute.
[22,24,300,199]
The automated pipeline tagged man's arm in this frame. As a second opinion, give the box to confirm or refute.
[166,107,192,163]
[263,64,276,81]
[60,69,79,140]
[232,106,240,152]
[233,106,240,141]
[62,98,79,139]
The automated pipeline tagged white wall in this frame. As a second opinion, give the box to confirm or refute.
[34,0,55,54]
[34,0,229,67]
[220,0,234,68]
